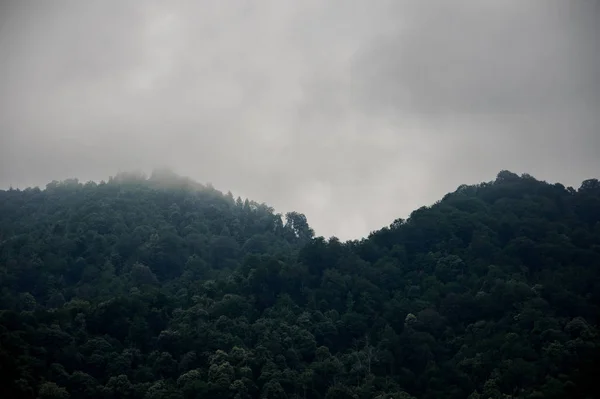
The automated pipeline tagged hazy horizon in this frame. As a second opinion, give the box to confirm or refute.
[1,0,598,240]
[1,167,594,241]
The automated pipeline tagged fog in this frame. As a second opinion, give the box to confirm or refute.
[1,0,598,239]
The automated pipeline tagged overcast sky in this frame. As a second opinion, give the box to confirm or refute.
[1,1,598,240]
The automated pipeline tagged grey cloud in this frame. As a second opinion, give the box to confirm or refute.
[1,1,598,240]
[352,1,600,116]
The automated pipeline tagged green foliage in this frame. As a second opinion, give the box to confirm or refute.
[1,171,600,398]
[37,382,70,399]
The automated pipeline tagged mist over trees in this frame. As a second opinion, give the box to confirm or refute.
[1,170,599,398]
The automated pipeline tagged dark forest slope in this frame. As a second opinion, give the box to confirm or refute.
[1,170,599,399]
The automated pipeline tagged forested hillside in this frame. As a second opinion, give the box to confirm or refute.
[1,170,599,399]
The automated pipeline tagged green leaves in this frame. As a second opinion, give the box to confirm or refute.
[1,171,600,398]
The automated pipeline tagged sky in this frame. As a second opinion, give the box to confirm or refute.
[1,0,599,240]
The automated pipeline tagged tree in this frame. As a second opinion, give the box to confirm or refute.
[284,212,315,243]
[37,382,70,399]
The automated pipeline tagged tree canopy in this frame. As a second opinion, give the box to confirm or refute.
[1,170,599,398]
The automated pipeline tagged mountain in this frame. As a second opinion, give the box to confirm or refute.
[1,170,599,399]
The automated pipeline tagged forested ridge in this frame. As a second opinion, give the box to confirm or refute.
[1,170,599,399]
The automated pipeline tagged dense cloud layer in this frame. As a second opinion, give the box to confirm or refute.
[1,0,598,239]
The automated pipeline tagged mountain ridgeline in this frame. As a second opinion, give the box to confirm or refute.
[1,170,599,399]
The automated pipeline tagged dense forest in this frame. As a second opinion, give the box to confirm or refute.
[1,169,599,399]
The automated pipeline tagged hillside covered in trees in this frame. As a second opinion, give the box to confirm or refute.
[1,170,599,399]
